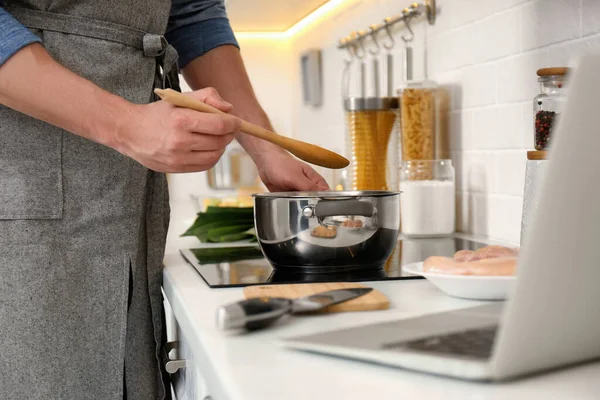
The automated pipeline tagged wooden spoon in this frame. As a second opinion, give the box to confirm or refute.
[154,88,350,169]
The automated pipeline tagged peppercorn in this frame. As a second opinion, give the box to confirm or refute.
[534,110,557,150]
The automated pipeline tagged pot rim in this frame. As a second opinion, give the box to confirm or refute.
[252,190,401,199]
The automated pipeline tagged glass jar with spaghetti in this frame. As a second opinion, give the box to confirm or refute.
[398,79,438,161]
[344,97,400,191]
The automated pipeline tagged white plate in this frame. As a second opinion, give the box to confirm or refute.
[402,262,516,301]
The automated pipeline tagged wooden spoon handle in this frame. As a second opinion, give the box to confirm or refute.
[154,88,349,169]
[155,89,286,145]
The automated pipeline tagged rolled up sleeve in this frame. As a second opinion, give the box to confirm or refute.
[0,7,42,67]
[166,0,239,70]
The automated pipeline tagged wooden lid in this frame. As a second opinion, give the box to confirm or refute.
[528,150,548,160]
[537,67,569,77]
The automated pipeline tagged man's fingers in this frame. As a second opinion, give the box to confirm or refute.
[189,113,240,135]
[188,133,235,151]
[303,177,328,191]
[185,87,233,113]
[302,165,330,190]
[174,109,241,135]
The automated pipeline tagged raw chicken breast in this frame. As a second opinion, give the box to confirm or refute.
[423,245,519,276]
[453,250,475,262]
[472,245,519,260]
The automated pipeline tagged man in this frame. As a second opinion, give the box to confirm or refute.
[0,1,329,399]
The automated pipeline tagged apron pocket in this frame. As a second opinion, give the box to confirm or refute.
[0,107,63,220]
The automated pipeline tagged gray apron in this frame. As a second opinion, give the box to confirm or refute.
[0,1,180,399]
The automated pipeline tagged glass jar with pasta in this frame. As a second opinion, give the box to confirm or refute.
[398,80,438,161]
[344,97,400,191]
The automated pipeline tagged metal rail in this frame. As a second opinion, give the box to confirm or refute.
[337,0,436,50]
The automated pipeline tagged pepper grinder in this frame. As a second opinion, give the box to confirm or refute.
[520,150,549,247]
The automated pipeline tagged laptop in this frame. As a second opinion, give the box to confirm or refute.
[281,53,600,382]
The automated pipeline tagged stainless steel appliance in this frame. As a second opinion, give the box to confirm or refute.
[252,190,400,273]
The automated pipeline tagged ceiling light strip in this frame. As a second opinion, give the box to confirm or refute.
[234,0,351,40]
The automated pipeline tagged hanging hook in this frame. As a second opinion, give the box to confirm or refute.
[368,24,381,56]
[381,17,395,50]
[401,13,415,43]
[354,31,368,97]
[352,31,367,59]
[340,37,356,100]
[341,37,356,63]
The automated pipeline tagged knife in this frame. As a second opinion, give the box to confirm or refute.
[216,287,373,331]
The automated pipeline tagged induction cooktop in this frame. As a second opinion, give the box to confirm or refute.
[179,236,487,288]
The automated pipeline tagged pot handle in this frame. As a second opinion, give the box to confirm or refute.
[313,199,375,218]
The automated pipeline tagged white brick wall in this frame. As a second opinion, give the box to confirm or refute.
[291,0,600,244]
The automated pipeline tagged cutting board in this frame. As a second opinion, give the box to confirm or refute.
[243,282,389,313]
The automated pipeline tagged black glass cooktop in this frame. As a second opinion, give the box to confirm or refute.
[179,236,487,288]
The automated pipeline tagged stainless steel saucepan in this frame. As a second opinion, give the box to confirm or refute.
[252,190,400,273]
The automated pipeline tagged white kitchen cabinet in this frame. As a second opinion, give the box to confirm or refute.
[164,296,212,400]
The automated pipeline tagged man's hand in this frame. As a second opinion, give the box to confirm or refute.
[115,89,240,173]
[255,149,330,192]
[181,45,332,192]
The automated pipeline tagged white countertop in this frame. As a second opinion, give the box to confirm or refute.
[162,200,600,400]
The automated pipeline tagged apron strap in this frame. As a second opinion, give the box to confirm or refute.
[5,6,181,95]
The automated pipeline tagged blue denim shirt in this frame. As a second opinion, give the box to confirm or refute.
[0,0,239,69]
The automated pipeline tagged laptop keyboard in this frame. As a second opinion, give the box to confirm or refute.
[383,326,498,360]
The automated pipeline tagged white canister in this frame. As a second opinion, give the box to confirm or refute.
[520,151,548,247]
[399,159,456,237]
